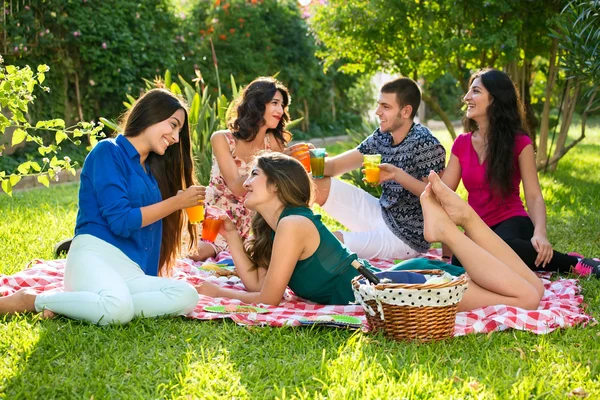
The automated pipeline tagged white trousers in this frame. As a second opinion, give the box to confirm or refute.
[35,234,198,325]
[321,178,419,260]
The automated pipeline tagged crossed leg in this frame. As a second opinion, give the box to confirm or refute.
[421,171,544,312]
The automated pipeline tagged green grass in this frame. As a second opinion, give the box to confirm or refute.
[1,122,600,399]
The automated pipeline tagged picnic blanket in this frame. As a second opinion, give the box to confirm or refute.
[1,251,594,336]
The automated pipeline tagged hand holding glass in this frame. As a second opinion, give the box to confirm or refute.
[202,206,226,243]
[309,148,326,178]
[289,143,311,173]
[363,154,382,186]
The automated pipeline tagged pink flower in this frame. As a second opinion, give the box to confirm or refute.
[25,5,30,10]
[39,31,45,37]
[13,46,19,52]
[102,42,107,49]
[45,29,49,33]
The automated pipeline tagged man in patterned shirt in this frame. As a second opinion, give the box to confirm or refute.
[312,77,446,260]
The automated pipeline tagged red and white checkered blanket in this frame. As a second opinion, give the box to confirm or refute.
[1,251,594,336]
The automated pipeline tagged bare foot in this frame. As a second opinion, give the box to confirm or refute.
[188,242,217,262]
[41,309,56,319]
[0,288,38,314]
[428,170,474,227]
[419,184,457,243]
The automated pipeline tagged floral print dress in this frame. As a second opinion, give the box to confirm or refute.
[203,130,273,253]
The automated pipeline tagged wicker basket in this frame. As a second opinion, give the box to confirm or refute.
[352,269,468,342]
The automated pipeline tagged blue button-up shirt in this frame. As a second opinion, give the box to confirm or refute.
[74,134,163,276]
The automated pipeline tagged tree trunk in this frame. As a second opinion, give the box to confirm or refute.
[421,91,457,139]
[548,79,580,172]
[537,39,559,167]
[542,87,595,171]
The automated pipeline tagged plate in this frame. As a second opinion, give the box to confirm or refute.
[203,305,269,314]
[299,314,362,327]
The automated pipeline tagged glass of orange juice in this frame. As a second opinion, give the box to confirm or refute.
[363,154,382,186]
[185,203,204,225]
[290,143,311,173]
[201,206,226,243]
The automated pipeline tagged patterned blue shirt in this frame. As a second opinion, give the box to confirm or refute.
[357,124,446,252]
[74,134,163,276]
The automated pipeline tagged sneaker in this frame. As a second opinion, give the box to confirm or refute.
[54,238,73,257]
[573,258,600,278]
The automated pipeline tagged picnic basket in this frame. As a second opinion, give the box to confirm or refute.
[352,269,468,342]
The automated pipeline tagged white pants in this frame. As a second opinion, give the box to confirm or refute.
[321,178,419,260]
[35,234,198,325]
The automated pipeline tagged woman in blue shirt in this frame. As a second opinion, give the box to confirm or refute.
[1,89,202,324]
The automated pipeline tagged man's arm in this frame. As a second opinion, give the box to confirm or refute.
[324,148,364,177]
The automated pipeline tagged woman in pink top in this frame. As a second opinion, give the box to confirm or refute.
[441,69,599,276]
[191,77,290,261]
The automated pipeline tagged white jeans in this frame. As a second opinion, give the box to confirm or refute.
[35,234,198,325]
[321,178,419,260]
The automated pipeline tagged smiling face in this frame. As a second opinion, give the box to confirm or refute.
[263,90,284,130]
[463,77,492,124]
[142,109,185,156]
[375,92,411,135]
[243,166,277,210]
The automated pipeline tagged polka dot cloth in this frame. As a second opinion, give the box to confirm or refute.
[353,276,469,317]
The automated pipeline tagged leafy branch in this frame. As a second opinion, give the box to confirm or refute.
[0,59,105,196]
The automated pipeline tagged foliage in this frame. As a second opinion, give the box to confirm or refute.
[551,0,600,89]
[3,0,182,122]
[310,0,567,138]
[179,0,364,137]
[0,61,103,196]
[1,123,599,398]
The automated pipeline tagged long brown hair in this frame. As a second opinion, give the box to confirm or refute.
[245,153,313,270]
[228,77,292,147]
[462,69,529,199]
[120,88,198,276]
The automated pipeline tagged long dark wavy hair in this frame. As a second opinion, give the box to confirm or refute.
[228,77,292,147]
[245,153,313,270]
[463,69,529,199]
[120,88,198,276]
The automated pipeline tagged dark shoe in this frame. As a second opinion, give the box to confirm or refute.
[573,258,600,278]
[54,238,73,257]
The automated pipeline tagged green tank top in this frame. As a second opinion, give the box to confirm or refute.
[276,206,362,305]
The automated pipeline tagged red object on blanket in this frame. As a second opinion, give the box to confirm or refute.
[1,251,594,336]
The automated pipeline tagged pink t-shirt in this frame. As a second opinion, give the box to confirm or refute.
[451,132,532,227]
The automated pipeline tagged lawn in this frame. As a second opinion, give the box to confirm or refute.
[1,123,599,399]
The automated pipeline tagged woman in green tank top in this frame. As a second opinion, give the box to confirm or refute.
[195,153,543,311]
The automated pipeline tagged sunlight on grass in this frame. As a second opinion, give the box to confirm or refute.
[0,120,599,399]
[173,346,249,398]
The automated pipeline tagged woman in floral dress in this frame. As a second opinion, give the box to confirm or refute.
[191,77,292,260]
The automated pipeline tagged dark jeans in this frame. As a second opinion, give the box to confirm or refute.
[452,216,578,273]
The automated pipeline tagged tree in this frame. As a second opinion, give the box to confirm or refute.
[310,0,567,140]
[539,0,600,171]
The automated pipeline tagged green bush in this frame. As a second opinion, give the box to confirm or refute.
[179,0,365,137]
[4,0,182,123]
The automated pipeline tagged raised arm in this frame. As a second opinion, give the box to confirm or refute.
[519,144,553,267]
[211,131,248,197]
[196,216,313,305]
[91,143,205,235]
[323,148,364,177]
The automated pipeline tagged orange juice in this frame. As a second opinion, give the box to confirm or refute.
[202,216,223,242]
[364,167,380,185]
[290,145,311,173]
[185,204,204,225]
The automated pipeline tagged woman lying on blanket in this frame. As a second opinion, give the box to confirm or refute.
[0,89,201,323]
[195,152,544,311]
[191,77,291,261]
